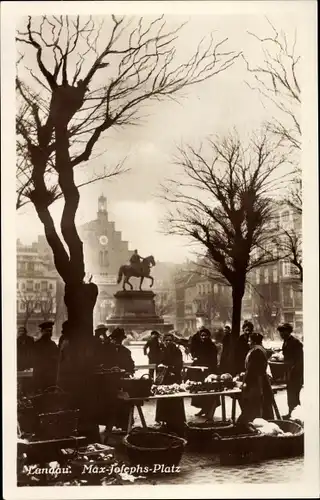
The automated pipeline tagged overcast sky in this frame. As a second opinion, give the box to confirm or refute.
[16,8,306,263]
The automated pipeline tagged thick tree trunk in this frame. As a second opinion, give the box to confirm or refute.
[228,281,245,375]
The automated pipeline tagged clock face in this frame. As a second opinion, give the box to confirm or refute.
[99,235,108,246]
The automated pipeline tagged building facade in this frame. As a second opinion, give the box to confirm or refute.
[16,239,60,335]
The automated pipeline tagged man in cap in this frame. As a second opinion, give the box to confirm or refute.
[109,328,135,431]
[143,330,162,381]
[33,321,59,392]
[235,321,253,375]
[277,323,303,418]
[109,327,135,375]
[17,326,34,371]
[94,324,115,368]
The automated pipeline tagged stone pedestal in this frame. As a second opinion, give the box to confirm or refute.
[105,290,173,333]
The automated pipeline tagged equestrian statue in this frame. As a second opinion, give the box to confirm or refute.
[117,250,156,291]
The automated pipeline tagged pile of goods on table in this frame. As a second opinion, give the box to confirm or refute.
[151,383,186,395]
[186,373,236,393]
[151,373,236,396]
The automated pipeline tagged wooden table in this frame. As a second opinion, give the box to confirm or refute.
[118,384,286,433]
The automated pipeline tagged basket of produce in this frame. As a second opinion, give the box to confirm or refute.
[37,409,80,440]
[69,443,115,479]
[213,423,267,465]
[185,420,234,450]
[260,419,304,459]
[184,366,209,382]
[123,429,187,468]
[120,374,153,398]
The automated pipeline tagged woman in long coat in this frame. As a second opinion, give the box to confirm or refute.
[155,333,186,435]
[191,328,220,418]
[239,332,274,424]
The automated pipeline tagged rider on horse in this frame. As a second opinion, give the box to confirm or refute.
[129,249,144,274]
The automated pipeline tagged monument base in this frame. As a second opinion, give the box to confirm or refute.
[105,290,173,334]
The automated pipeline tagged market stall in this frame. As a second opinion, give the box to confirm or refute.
[117,384,286,433]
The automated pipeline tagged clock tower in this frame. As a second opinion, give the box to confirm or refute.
[78,194,133,325]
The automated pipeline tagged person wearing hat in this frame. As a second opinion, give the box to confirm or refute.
[17,326,34,371]
[155,333,186,434]
[219,325,232,374]
[108,328,135,431]
[235,321,254,375]
[93,324,114,368]
[143,331,162,382]
[238,331,274,424]
[277,323,303,418]
[190,328,221,419]
[109,328,135,375]
[33,321,59,392]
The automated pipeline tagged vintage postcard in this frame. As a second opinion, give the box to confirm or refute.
[1,1,319,498]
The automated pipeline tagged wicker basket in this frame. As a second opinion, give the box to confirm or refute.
[37,409,79,440]
[268,362,287,383]
[213,426,267,465]
[264,420,304,459]
[123,430,187,468]
[186,420,234,450]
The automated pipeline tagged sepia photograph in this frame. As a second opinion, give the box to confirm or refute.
[1,1,319,498]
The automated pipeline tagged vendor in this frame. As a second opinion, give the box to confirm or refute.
[33,321,58,393]
[235,321,253,375]
[109,328,135,431]
[109,328,135,375]
[143,330,162,381]
[155,333,186,435]
[277,323,303,418]
[191,328,221,419]
[17,326,34,371]
[238,332,274,424]
[219,325,232,374]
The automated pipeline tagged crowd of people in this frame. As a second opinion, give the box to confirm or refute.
[17,319,303,436]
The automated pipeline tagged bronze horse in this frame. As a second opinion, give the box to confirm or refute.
[117,255,156,291]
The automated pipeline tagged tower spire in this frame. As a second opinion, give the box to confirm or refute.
[98,193,107,214]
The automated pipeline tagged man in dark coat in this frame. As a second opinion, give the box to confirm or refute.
[143,330,162,381]
[189,329,202,360]
[219,325,232,374]
[109,328,135,375]
[191,328,220,418]
[238,332,274,424]
[235,321,253,375]
[278,323,303,417]
[33,321,59,392]
[109,328,135,430]
[17,326,34,371]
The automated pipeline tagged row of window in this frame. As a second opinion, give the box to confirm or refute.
[17,300,56,313]
[254,262,297,284]
[197,282,225,296]
[17,281,54,292]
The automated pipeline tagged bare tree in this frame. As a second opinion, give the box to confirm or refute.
[16,15,240,357]
[243,18,301,154]
[279,228,303,283]
[155,291,175,317]
[18,291,38,328]
[253,292,282,338]
[38,290,56,321]
[162,130,290,366]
